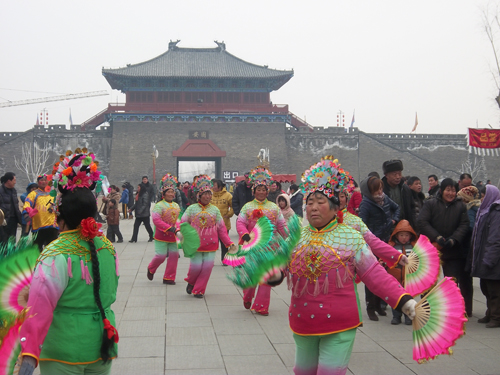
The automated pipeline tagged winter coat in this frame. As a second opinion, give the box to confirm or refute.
[382,177,416,230]
[359,178,400,242]
[119,189,129,205]
[0,184,22,224]
[211,188,234,230]
[347,189,362,216]
[267,190,281,205]
[106,207,120,226]
[179,190,188,209]
[232,180,253,216]
[277,193,295,221]
[130,183,153,218]
[471,203,500,280]
[427,185,440,199]
[417,195,469,261]
[410,189,426,230]
[386,220,418,284]
[289,190,304,217]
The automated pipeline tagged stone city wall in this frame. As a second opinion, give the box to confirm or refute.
[0,123,497,191]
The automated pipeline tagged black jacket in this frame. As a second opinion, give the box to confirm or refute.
[410,189,426,230]
[417,195,469,260]
[0,184,22,224]
[359,178,401,242]
[232,181,253,216]
[130,182,153,218]
[428,185,440,199]
[471,203,500,280]
[382,177,416,229]
[290,191,304,217]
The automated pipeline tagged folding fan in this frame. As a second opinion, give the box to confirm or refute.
[412,277,467,363]
[404,235,440,296]
[223,216,274,266]
[178,222,201,258]
[227,215,301,289]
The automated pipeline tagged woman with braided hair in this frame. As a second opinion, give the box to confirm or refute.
[17,149,119,375]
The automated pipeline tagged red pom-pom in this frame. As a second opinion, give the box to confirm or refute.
[80,217,102,240]
[251,209,264,220]
[337,210,344,224]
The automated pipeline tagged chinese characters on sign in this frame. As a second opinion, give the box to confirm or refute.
[223,171,239,183]
[189,131,209,139]
[468,128,500,149]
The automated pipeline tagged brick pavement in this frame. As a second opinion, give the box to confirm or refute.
[106,216,500,375]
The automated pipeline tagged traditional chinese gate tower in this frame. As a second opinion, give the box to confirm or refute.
[91,41,311,183]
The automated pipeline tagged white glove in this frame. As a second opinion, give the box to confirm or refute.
[399,255,409,266]
[176,231,183,242]
[402,299,417,320]
[228,244,238,254]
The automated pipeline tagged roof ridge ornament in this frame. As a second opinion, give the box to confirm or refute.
[168,39,180,51]
[214,40,226,51]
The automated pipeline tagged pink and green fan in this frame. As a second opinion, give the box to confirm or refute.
[227,215,301,289]
[0,236,39,375]
[178,222,201,258]
[404,235,440,296]
[0,321,23,375]
[412,277,467,363]
[223,216,274,267]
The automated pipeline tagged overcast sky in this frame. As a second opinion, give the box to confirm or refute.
[1,0,500,134]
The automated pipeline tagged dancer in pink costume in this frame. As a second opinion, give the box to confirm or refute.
[181,175,235,298]
[237,166,286,315]
[147,173,181,285]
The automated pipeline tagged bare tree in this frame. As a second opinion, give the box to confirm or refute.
[14,142,54,181]
[461,154,487,182]
[481,3,500,108]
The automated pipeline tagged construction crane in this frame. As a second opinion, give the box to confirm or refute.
[0,91,108,108]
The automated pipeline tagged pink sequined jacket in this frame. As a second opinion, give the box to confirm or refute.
[180,203,233,251]
[152,200,180,243]
[341,208,404,268]
[236,199,287,240]
[288,219,411,336]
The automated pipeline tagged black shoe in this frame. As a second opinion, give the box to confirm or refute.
[193,294,204,298]
[163,279,175,285]
[391,317,401,325]
[367,309,379,321]
[147,269,154,281]
[117,239,123,243]
[375,306,387,316]
[148,237,154,242]
[478,316,490,324]
[404,317,412,325]
[129,240,137,243]
[486,320,500,328]
[186,283,194,295]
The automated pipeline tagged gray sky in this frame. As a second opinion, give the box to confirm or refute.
[1,0,500,134]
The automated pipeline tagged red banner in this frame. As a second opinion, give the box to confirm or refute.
[468,128,500,149]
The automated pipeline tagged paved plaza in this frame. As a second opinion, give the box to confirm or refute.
[87,217,498,374]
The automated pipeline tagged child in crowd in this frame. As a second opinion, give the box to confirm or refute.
[106,198,123,243]
[387,219,418,325]
[277,193,295,220]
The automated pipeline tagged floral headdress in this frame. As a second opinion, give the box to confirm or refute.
[192,175,213,198]
[160,173,178,193]
[301,156,355,199]
[49,148,101,213]
[249,166,273,191]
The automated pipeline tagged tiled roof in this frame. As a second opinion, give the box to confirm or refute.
[102,42,293,80]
